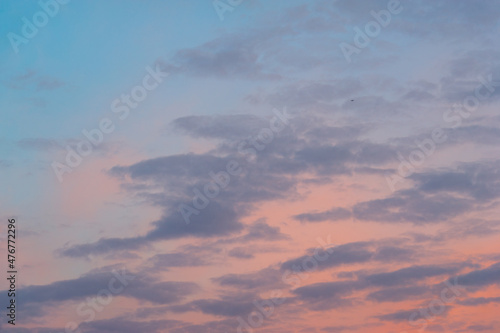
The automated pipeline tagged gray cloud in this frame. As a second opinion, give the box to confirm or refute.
[171,114,269,141]
[454,262,500,287]
[280,240,418,273]
[228,247,255,259]
[458,296,500,306]
[457,324,496,332]
[61,112,403,258]
[213,267,285,291]
[0,269,199,309]
[293,207,352,222]
[363,265,464,287]
[367,285,430,303]
[375,306,451,323]
[292,280,361,310]
[353,189,471,224]
[146,252,208,270]
[59,201,243,258]
[157,32,283,80]
[412,160,500,201]
[78,318,182,333]
[189,299,255,317]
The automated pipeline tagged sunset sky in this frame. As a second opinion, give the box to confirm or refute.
[1,0,500,332]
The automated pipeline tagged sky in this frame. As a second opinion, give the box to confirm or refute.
[1,0,500,332]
